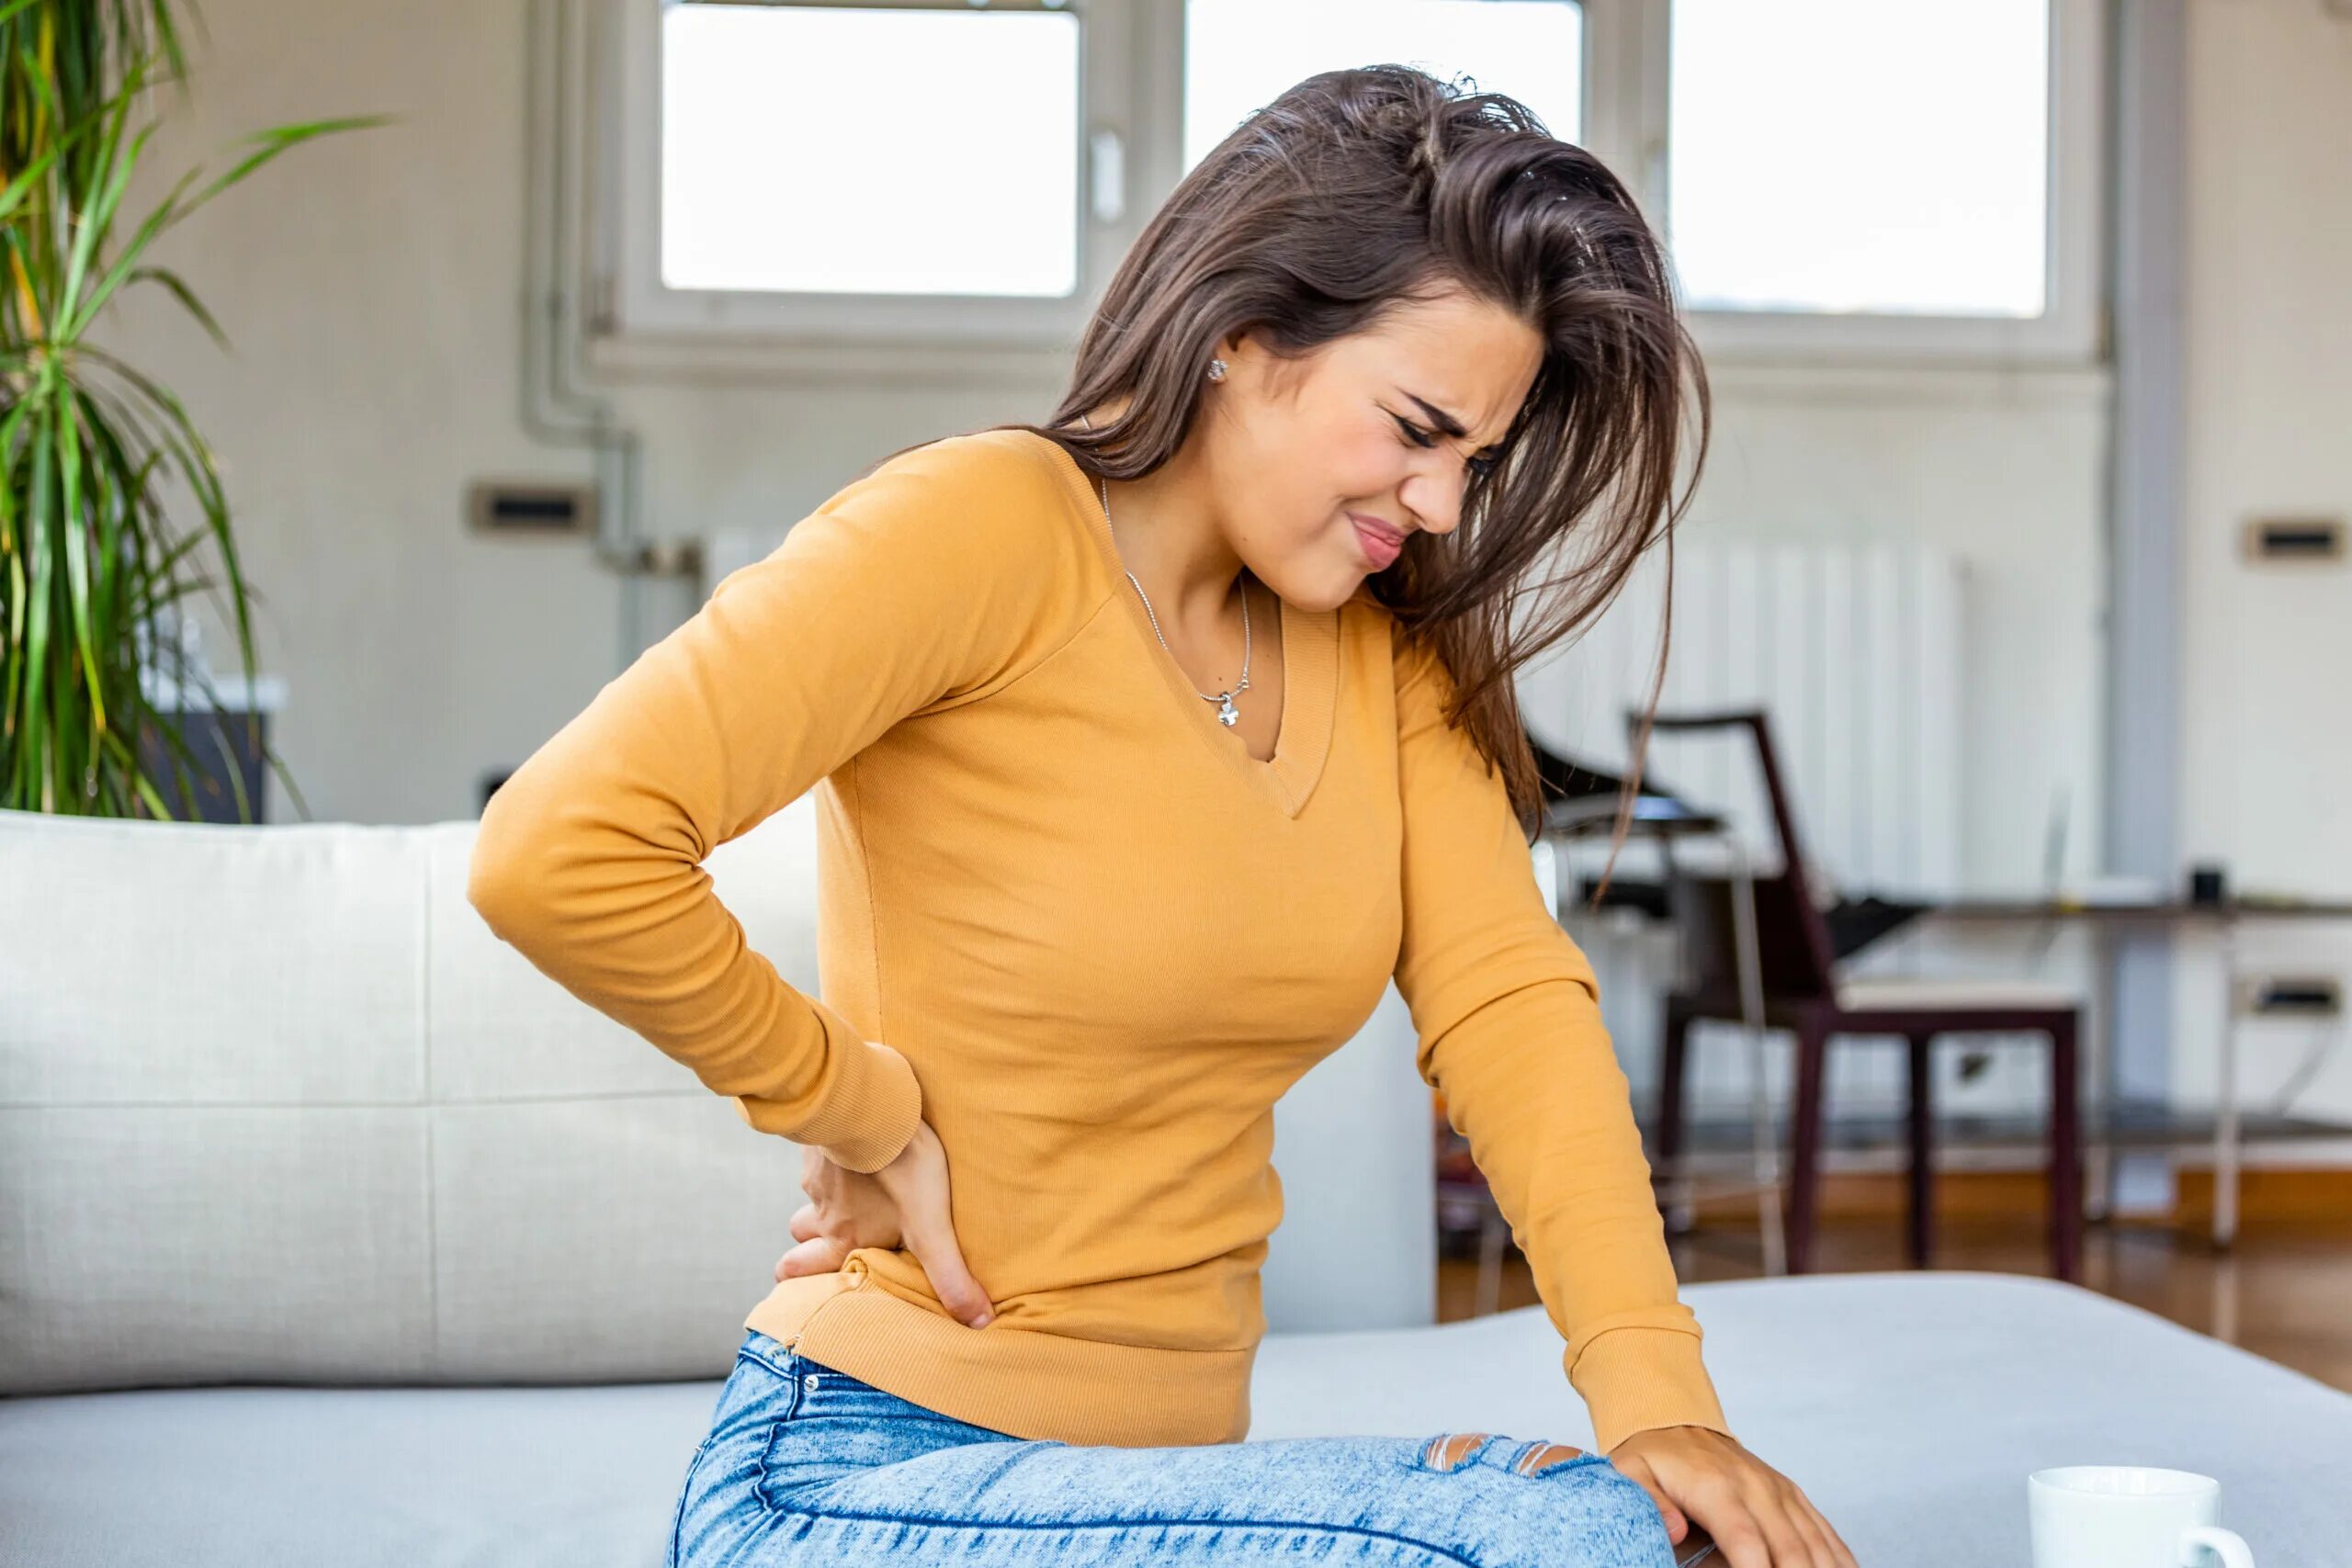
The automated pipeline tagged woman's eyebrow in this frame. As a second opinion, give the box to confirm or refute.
[1399,390,1507,457]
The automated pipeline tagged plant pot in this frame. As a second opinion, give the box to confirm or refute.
[132,672,288,824]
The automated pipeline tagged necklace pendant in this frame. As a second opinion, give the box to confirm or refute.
[1215,693,1241,727]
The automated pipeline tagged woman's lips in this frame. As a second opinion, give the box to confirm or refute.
[1350,513,1406,570]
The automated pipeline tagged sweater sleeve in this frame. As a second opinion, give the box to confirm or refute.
[1389,625,1734,1454]
[467,434,1067,1174]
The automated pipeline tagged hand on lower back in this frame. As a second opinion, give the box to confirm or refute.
[775,1117,995,1330]
[775,1143,899,1276]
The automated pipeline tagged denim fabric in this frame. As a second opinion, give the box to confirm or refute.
[670,1328,1678,1567]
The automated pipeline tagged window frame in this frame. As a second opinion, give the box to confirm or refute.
[1639,0,2108,367]
[586,0,2103,379]
[603,0,1141,356]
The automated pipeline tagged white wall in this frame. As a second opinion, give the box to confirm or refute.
[105,3,2346,1134]
[1668,363,2109,897]
[2171,0,2352,1133]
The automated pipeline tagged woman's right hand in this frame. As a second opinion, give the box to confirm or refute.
[775,1117,995,1330]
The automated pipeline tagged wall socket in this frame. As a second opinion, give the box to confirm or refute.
[469,479,596,536]
[2241,515,2345,564]
[2237,975,2343,1017]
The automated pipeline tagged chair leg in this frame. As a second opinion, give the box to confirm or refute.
[1476,1209,1508,1317]
[2050,1014,2084,1283]
[1657,1007,1693,1235]
[1786,1018,1830,1275]
[1905,1032,1936,1269]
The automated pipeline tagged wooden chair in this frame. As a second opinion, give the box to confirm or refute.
[1647,711,2085,1281]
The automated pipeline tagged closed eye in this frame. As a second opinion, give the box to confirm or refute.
[1392,412,1501,479]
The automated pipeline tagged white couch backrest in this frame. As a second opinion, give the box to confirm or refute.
[0,799,1432,1393]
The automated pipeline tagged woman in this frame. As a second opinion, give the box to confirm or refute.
[469,65,1859,1568]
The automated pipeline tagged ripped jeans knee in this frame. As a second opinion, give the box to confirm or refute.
[1413,1430,1601,1479]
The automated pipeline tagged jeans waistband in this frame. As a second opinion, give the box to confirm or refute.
[741,1326,881,1393]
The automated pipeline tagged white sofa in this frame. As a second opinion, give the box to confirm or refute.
[4,800,2347,1567]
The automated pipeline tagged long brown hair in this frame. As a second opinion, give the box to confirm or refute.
[940,66,1704,875]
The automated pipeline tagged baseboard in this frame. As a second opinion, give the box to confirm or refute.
[1676,1170,2054,1222]
[1672,1166,2352,1226]
[2172,1166,2352,1227]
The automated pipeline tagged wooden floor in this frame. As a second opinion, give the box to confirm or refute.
[1437,1214,2352,1395]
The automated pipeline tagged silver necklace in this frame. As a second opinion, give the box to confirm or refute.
[1078,419,1253,729]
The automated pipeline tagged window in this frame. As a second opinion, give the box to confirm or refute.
[592,0,2102,371]
[659,4,1080,297]
[1663,0,2102,361]
[605,0,1120,355]
[1668,0,2048,319]
[1182,0,1584,171]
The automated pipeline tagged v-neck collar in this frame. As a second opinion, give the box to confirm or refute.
[1032,432,1340,819]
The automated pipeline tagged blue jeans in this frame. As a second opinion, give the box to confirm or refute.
[669,1328,1679,1566]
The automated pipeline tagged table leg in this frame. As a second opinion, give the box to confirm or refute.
[2086,921,2117,1224]
[2214,917,2242,1250]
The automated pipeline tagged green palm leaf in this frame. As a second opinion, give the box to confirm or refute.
[1,4,384,818]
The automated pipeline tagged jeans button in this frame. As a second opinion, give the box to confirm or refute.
[803,1372,821,1391]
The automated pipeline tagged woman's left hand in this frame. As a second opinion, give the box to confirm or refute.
[1607,1425,1860,1568]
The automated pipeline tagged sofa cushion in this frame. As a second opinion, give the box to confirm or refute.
[3,1273,2346,1568]
[0,803,842,1393]
[0,800,1434,1394]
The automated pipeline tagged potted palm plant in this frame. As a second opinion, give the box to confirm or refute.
[0,0,381,818]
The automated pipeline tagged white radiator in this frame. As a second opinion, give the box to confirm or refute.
[1520,538,1969,1118]
[1521,537,1965,899]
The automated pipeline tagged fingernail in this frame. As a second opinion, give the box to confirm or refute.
[972,1313,992,1328]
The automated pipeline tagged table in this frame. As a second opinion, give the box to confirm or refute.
[1925,896,2352,1247]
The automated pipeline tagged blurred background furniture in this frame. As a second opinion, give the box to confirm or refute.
[1543,722,2352,1264]
[1921,894,2352,1248]
[1528,735,1790,1280]
[1641,712,2085,1282]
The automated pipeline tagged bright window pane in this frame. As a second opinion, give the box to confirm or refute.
[1183,0,1583,173]
[1668,0,2050,317]
[661,4,1080,297]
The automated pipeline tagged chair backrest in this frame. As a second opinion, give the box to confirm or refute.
[0,798,1434,1394]
[1665,869,1838,1003]
[1639,710,1842,1002]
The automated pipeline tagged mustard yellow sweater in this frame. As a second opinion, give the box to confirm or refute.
[467,426,1730,1454]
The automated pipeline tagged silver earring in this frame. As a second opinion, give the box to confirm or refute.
[1205,357,1227,382]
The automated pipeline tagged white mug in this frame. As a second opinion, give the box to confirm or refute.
[2028,1465,2256,1567]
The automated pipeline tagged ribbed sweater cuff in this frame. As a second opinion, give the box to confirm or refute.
[733,1004,922,1173]
[1571,1325,1734,1454]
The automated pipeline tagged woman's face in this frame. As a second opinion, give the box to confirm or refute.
[1205,287,1544,611]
